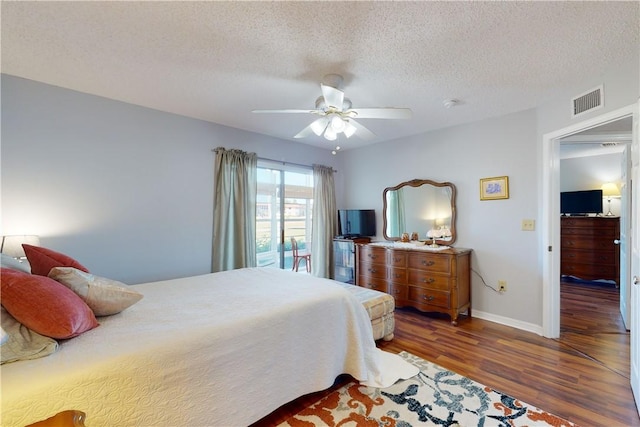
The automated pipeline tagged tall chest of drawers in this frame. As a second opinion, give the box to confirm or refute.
[356,244,472,325]
[560,216,620,285]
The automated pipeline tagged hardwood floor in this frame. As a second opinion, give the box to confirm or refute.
[253,281,638,427]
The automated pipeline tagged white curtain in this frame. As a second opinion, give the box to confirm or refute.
[311,164,338,278]
[212,147,257,272]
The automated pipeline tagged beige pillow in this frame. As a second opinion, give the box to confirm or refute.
[48,267,143,316]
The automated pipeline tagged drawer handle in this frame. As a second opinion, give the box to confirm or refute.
[393,289,401,294]
[368,268,378,273]
[422,278,435,284]
[393,257,402,262]
[368,254,378,260]
[422,295,434,301]
[421,260,435,266]
[394,273,402,278]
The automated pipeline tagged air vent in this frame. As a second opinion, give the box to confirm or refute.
[572,85,603,117]
[601,142,618,147]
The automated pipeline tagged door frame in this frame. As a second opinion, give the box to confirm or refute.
[542,104,637,339]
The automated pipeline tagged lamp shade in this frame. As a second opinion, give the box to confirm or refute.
[1,235,40,258]
[601,183,620,197]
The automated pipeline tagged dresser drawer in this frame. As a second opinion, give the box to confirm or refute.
[359,262,386,279]
[408,287,450,308]
[357,276,388,293]
[561,217,619,232]
[388,266,407,283]
[561,262,617,280]
[561,237,617,251]
[407,269,451,290]
[407,253,450,274]
[389,251,407,267]
[359,245,387,264]
[561,249,617,265]
[388,283,408,300]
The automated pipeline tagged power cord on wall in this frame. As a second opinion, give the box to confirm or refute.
[471,268,501,293]
[473,266,628,379]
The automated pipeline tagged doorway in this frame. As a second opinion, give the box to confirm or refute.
[542,105,636,339]
[556,120,631,376]
[558,118,631,323]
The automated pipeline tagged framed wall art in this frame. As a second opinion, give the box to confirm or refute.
[480,176,509,200]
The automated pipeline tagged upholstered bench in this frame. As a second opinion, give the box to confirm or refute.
[337,283,395,341]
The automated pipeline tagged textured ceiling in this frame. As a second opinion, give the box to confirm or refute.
[2,1,638,152]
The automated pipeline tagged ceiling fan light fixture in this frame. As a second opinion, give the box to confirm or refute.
[343,121,357,138]
[310,118,329,136]
[324,126,337,141]
[330,114,346,132]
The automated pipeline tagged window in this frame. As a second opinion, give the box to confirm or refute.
[256,161,313,269]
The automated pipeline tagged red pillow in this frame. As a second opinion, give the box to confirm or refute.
[0,268,98,339]
[22,244,89,276]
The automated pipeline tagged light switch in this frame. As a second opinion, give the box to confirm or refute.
[522,219,535,231]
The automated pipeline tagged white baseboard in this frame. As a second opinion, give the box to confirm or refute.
[471,309,544,336]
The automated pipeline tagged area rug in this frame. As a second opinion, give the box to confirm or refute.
[279,351,578,427]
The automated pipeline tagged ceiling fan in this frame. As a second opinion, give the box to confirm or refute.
[252,74,412,145]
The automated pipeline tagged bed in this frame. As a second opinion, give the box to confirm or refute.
[1,266,418,426]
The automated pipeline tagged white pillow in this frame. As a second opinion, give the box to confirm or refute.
[1,307,58,364]
[0,253,31,273]
[48,267,143,316]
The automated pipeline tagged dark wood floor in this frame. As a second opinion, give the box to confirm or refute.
[253,281,638,427]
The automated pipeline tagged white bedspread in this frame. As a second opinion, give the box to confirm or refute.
[1,267,417,426]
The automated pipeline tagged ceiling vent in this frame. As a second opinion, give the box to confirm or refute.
[572,85,604,118]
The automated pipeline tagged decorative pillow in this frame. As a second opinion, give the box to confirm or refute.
[0,268,98,339]
[0,253,31,273]
[22,244,89,276]
[49,267,143,316]
[1,307,58,364]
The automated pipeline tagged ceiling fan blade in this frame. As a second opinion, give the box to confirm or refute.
[294,117,329,139]
[348,119,376,140]
[252,109,318,114]
[321,84,345,111]
[348,108,412,119]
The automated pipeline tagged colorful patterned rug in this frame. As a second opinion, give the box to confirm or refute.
[279,351,578,427]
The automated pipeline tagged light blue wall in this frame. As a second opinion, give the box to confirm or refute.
[1,75,341,284]
[2,52,637,329]
[338,58,638,330]
[340,109,541,326]
[560,152,625,217]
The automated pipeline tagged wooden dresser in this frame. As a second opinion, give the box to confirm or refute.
[560,216,620,285]
[356,243,472,325]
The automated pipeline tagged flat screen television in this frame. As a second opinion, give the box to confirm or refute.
[560,189,603,215]
[337,209,376,237]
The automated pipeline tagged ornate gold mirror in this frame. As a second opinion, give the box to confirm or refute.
[382,179,457,245]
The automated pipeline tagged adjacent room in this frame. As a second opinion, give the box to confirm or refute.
[1,2,639,426]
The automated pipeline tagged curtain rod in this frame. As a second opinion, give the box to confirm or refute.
[258,156,338,173]
[212,149,336,172]
[256,156,318,170]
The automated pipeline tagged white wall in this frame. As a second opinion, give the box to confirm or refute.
[340,109,542,327]
[1,75,340,284]
[338,58,638,332]
[561,153,624,216]
[2,53,637,330]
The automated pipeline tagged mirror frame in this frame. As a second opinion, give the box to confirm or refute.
[382,179,457,245]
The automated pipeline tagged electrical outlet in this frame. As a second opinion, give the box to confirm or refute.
[498,280,507,292]
[521,219,535,231]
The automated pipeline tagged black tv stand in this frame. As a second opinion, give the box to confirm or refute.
[333,236,372,283]
[338,235,363,240]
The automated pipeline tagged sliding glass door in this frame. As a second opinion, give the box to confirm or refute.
[256,162,313,269]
